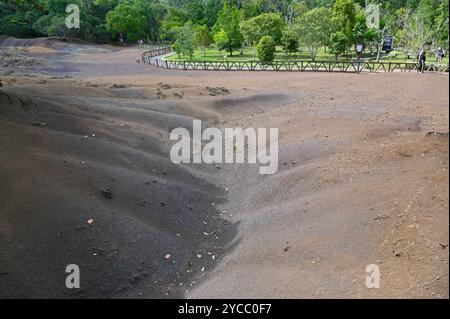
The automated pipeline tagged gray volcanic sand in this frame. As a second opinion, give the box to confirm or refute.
[0,38,448,298]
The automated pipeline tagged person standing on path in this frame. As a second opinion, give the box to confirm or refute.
[418,49,426,73]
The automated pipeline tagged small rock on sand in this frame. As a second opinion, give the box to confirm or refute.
[101,188,113,199]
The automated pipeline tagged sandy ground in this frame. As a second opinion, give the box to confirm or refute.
[0,37,448,298]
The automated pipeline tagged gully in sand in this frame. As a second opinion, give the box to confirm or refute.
[170,120,279,175]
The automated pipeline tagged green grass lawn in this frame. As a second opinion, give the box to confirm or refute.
[166,46,449,65]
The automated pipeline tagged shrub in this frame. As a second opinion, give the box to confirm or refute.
[329,31,348,61]
[257,36,276,63]
[281,28,298,56]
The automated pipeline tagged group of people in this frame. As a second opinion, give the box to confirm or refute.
[417,47,446,73]
[355,44,446,74]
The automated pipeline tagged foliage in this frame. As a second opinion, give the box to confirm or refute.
[0,9,40,37]
[240,13,285,46]
[329,31,349,60]
[331,0,357,33]
[212,2,242,56]
[435,0,449,49]
[213,29,229,52]
[160,7,186,42]
[174,23,196,59]
[331,0,356,47]
[105,1,146,42]
[256,35,275,62]
[32,0,94,39]
[195,24,213,56]
[295,7,332,60]
[0,0,447,60]
[281,27,299,56]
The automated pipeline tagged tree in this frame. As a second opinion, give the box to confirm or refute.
[105,1,146,42]
[0,9,40,37]
[281,27,299,56]
[364,27,381,55]
[0,0,42,37]
[395,4,435,57]
[185,0,206,25]
[160,7,187,42]
[195,25,213,56]
[94,0,120,11]
[286,1,309,27]
[240,15,260,57]
[256,35,276,62]
[213,2,243,56]
[134,0,166,43]
[352,8,367,46]
[32,0,95,39]
[329,31,348,60]
[370,4,397,62]
[203,0,223,27]
[213,29,229,53]
[240,13,285,45]
[241,0,261,20]
[174,24,196,59]
[331,0,356,46]
[296,7,332,61]
[435,0,449,49]
[172,41,182,58]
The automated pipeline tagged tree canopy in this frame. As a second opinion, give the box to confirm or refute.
[0,0,448,61]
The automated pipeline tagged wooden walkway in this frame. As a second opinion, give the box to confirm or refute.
[141,47,449,74]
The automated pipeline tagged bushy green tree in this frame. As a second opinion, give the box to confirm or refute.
[134,0,166,42]
[195,25,213,56]
[286,1,309,26]
[329,31,348,60]
[213,29,229,53]
[105,1,146,42]
[240,13,285,45]
[94,0,120,10]
[281,27,299,56]
[331,0,356,32]
[32,0,95,39]
[352,8,367,46]
[213,2,242,56]
[203,0,223,27]
[435,0,449,49]
[241,0,261,19]
[256,35,276,62]
[184,0,206,25]
[296,7,332,61]
[331,0,356,47]
[364,27,381,54]
[160,7,187,42]
[174,24,196,59]
[0,10,40,37]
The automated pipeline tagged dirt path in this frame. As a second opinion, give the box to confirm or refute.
[0,38,448,298]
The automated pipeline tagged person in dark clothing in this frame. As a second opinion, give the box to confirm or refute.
[418,49,426,73]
